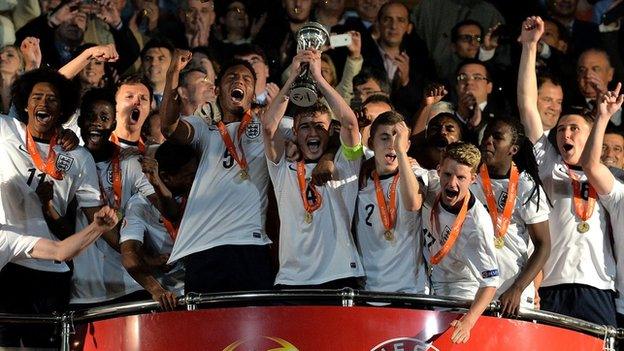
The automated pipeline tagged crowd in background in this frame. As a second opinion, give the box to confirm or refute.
[2,0,624,348]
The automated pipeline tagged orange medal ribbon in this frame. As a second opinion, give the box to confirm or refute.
[110,132,146,155]
[566,165,596,222]
[372,170,399,234]
[216,110,252,176]
[161,198,187,241]
[26,129,63,180]
[97,145,122,210]
[479,163,519,242]
[296,161,323,214]
[429,193,470,265]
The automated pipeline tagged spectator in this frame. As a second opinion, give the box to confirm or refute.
[546,0,601,56]
[359,93,393,147]
[602,127,624,169]
[363,1,433,121]
[0,38,43,115]
[177,65,216,116]
[536,73,564,134]
[141,37,173,108]
[352,67,391,108]
[16,1,139,72]
[313,0,347,29]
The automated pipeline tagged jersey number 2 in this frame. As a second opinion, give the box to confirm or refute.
[365,204,375,226]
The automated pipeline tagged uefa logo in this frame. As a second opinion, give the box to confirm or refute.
[370,337,440,351]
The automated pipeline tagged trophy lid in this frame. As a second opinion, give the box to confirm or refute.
[296,22,330,52]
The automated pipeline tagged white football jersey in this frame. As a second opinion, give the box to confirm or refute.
[422,172,500,299]
[533,134,616,290]
[268,147,364,285]
[0,229,39,269]
[597,180,624,313]
[355,168,429,294]
[168,115,272,263]
[120,194,185,295]
[0,115,102,272]
[472,171,550,307]
[70,154,154,304]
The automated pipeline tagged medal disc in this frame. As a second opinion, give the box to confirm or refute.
[116,210,123,221]
[384,230,394,241]
[239,169,249,180]
[577,221,590,233]
[304,212,313,224]
[494,236,505,249]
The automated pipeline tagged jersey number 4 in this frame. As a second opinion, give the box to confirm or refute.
[26,168,46,186]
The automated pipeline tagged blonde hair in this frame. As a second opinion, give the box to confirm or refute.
[441,142,481,173]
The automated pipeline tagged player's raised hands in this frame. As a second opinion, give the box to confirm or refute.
[518,16,544,45]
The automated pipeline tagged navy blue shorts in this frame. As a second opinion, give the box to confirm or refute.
[184,244,275,294]
[539,283,617,326]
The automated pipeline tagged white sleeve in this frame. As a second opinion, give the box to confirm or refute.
[184,116,209,150]
[119,197,148,244]
[75,152,104,209]
[2,231,40,260]
[127,156,156,197]
[533,133,558,178]
[520,181,551,225]
[598,179,624,216]
[478,47,495,61]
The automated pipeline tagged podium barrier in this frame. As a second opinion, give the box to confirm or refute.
[1,289,621,350]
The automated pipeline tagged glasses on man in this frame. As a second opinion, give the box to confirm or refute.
[456,73,489,83]
[457,34,481,44]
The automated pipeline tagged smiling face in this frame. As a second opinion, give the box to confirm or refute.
[0,46,23,75]
[80,59,106,86]
[79,100,116,152]
[426,114,462,147]
[480,120,518,169]
[115,83,151,135]
[602,133,624,169]
[556,114,591,165]
[26,82,61,138]
[438,158,476,208]
[142,47,172,91]
[217,64,255,116]
[294,112,331,161]
[537,80,563,131]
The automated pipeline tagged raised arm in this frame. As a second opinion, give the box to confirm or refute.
[262,66,297,164]
[395,122,422,211]
[58,44,119,79]
[160,49,194,144]
[308,49,360,147]
[581,83,624,195]
[517,16,545,144]
[30,206,118,262]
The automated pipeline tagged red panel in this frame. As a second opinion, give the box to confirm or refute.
[72,306,604,351]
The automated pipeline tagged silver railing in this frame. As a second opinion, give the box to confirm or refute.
[0,289,621,351]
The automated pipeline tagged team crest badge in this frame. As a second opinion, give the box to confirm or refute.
[245,121,261,139]
[55,154,74,172]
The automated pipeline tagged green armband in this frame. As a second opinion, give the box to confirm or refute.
[341,143,364,161]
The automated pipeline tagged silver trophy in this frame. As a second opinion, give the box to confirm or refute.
[289,22,330,107]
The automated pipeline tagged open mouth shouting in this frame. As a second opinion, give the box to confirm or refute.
[306,138,321,153]
[87,129,106,145]
[129,108,141,124]
[35,110,52,124]
[230,87,245,104]
[384,152,397,164]
[561,142,574,157]
[443,188,460,202]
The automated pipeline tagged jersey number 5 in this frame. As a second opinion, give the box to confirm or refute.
[222,149,234,169]
[26,168,46,186]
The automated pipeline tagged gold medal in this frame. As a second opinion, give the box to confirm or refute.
[577,221,590,233]
[116,210,123,221]
[494,236,505,249]
[304,212,313,224]
[239,169,249,180]
[384,230,394,241]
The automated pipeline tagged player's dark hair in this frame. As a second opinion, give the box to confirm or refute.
[155,141,198,175]
[490,118,552,209]
[78,88,116,127]
[12,68,80,125]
